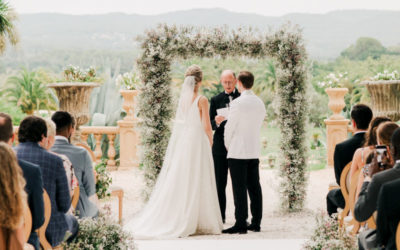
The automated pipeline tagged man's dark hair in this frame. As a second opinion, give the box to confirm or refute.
[0,113,13,142]
[391,128,400,161]
[18,116,47,143]
[238,71,254,89]
[350,104,373,130]
[51,111,74,133]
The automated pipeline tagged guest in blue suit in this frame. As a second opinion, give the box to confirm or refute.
[15,116,78,247]
[0,113,44,250]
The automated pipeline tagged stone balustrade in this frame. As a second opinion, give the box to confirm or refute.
[80,126,119,168]
[13,124,138,170]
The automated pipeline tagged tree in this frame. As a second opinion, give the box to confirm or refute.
[0,0,18,54]
[5,69,57,115]
[341,37,387,60]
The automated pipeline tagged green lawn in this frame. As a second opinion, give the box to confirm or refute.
[260,123,327,171]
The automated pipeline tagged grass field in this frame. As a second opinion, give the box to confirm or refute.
[260,123,327,171]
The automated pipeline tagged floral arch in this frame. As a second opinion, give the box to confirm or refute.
[137,24,308,211]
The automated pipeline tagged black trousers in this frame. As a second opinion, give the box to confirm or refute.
[213,153,229,221]
[326,188,345,216]
[228,158,263,228]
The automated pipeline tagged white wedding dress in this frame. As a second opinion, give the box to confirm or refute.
[125,76,223,239]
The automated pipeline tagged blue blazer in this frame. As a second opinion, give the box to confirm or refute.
[18,159,45,250]
[16,142,71,247]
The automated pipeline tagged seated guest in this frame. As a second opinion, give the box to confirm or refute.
[0,142,31,250]
[355,122,400,222]
[350,117,391,198]
[326,104,373,216]
[15,116,78,247]
[0,113,44,250]
[357,126,400,250]
[376,179,400,250]
[40,118,78,196]
[51,111,98,218]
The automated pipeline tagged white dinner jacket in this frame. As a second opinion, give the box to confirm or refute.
[224,90,266,159]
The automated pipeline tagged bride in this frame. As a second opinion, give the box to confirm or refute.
[125,65,223,239]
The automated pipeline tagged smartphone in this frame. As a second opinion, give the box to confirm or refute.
[375,145,387,168]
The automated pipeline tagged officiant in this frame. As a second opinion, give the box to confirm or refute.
[209,70,240,223]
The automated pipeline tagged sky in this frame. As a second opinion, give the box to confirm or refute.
[8,0,400,16]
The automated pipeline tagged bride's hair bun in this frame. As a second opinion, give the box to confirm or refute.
[185,65,202,84]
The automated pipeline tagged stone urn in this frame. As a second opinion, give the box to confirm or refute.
[361,80,400,121]
[48,82,99,143]
[120,89,139,121]
[325,88,348,120]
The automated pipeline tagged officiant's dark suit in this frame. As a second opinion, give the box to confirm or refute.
[210,89,240,222]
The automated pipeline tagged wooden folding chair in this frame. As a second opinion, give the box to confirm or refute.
[396,222,400,250]
[366,212,377,229]
[347,168,362,234]
[78,141,124,224]
[23,204,32,242]
[71,186,80,210]
[338,161,352,226]
[37,189,56,250]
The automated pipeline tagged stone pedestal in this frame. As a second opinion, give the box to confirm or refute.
[325,87,349,168]
[117,120,139,169]
[325,119,350,168]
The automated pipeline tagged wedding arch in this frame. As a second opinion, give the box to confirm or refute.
[137,24,308,211]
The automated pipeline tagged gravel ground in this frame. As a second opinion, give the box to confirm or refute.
[100,167,334,239]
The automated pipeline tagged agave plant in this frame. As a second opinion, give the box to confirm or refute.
[5,69,57,115]
[0,0,19,54]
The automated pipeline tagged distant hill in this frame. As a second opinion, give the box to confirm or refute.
[3,8,400,71]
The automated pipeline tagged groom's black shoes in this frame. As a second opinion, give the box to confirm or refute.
[222,226,247,234]
[247,224,261,232]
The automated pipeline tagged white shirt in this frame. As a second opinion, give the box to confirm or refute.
[55,135,69,143]
[225,89,236,104]
[224,90,266,159]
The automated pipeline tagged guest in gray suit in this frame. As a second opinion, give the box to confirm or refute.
[51,111,98,218]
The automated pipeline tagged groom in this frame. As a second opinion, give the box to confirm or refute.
[223,71,266,234]
[209,70,240,223]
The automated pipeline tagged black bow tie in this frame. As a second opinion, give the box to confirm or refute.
[225,92,235,97]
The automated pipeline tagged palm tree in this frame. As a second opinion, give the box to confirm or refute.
[6,69,57,115]
[0,0,18,54]
[253,60,277,98]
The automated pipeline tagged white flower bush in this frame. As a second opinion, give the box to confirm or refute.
[373,70,400,81]
[137,24,308,210]
[116,72,140,90]
[318,72,348,88]
[62,64,99,82]
[303,212,357,250]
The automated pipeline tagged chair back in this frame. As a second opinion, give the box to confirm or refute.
[349,168,361,214]
[71,186,80,210]
[75,143,95,162]
[75,142,98,183]
[37,189,52,250]
[396,222,400,250]
[367,211,378,229]
[348,168,362,234]
[23,204,32,242]
[339,162,352,225]
[340,162,352,200]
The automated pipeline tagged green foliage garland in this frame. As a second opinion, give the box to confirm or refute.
[137,24,308,210]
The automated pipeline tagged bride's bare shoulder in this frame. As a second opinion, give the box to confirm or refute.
[198,95,209,105]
